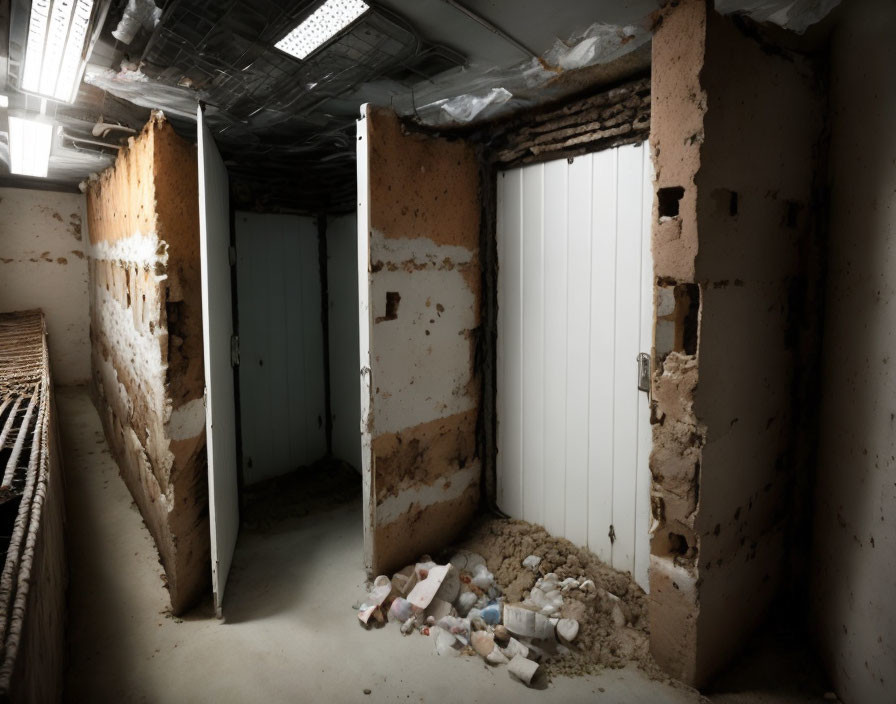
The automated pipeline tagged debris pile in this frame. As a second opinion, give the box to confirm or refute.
[355,518,658,686]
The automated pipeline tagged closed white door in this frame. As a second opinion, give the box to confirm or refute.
[496,143,654,591]
[235,213,327,485]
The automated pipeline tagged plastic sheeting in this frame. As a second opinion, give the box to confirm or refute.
[715,0,841,33]
[398,22,650,126]
[84,65,202,121]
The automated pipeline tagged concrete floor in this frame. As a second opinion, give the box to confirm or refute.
[58,387,829,703]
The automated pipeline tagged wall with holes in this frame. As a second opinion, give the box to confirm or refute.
[359,106,481,576]
[496,145,654,592]
[86,114,209,615]
[0,188,89,385]
[648,0,825,685]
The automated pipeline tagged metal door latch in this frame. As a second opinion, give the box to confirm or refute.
[636,352,651,397]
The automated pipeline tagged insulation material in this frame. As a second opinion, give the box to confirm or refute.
[358,106,481,576]
[86,113,208,615]
[647,0,825,686]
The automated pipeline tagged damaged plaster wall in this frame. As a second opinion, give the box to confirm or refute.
[648,0,824,685]
[361,106,481,575]
[0,188,90,385]
[86,114,209,615]
[811,1,896,701]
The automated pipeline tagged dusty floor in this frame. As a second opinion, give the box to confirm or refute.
[59,387,830,703]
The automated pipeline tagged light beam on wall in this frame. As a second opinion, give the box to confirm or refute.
[21,0,97,103]
[8,115,54,177]
[275,0,370,60]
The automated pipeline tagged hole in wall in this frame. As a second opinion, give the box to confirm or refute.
[655,283,701,362]
[668,532,689,555]
[658,186,685,219]
[676,284,700,355]
[376,292,401,323]
[729,191,739,217]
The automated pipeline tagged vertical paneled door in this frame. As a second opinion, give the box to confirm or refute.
[496,143,654,591]
[235,213,327,486]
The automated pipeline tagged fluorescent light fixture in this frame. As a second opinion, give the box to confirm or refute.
[0,95,8,108]
[8,114,54,178]
[21,0,96,103]
[275,0,369,60]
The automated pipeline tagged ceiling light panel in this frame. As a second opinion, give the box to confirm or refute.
[20,0,97,103]
[8,115,54,178]
[275,0,370,60]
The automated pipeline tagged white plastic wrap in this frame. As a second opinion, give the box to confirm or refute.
[715,0,841,33]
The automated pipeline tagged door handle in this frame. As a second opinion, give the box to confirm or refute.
[636,353,651,398]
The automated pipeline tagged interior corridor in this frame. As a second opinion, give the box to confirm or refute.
[59,386,704,703]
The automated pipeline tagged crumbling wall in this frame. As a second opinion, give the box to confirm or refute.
[362,106,481,575]
[811,2,896,702]
[648,0,824,685]
[86,114,208,615]
[0,188,89,385]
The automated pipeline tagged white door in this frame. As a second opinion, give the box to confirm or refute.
[197,106,239,617]
[234,213,327,485]
[496,143,654,591]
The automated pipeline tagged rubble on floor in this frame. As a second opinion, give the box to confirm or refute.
[354,517,664,687]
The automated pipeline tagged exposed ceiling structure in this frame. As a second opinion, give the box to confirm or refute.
[0,0,840,211]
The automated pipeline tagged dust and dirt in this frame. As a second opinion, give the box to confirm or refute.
[449,517,671,682]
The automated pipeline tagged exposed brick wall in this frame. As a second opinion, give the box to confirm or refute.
[86,114,209,615]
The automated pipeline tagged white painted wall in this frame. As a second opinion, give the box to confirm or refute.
[811,2,896,701]
[327,213,361,471]
[235,212,327,485]
[0,187,89,385]
[496,144,653,590]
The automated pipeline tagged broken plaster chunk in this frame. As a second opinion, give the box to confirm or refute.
[560,577,580,592]
[432,627,462,657]
[449,550,487,572]
[407,564,450,611]
[388,597,413,623]
[502,637,530,660]
[425,597,453,622]
[508,655,540,686]
[611,602,626,628]
[579,579,596,593]
[493,625,510,645]
[504,605,555,640]
[487,648,510,666]
[522,555,542,570]
[357,577,393,624]
[400,617,416,635]
[556,618,579,643]
[435,565,460,604]
[471,630,495,658]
